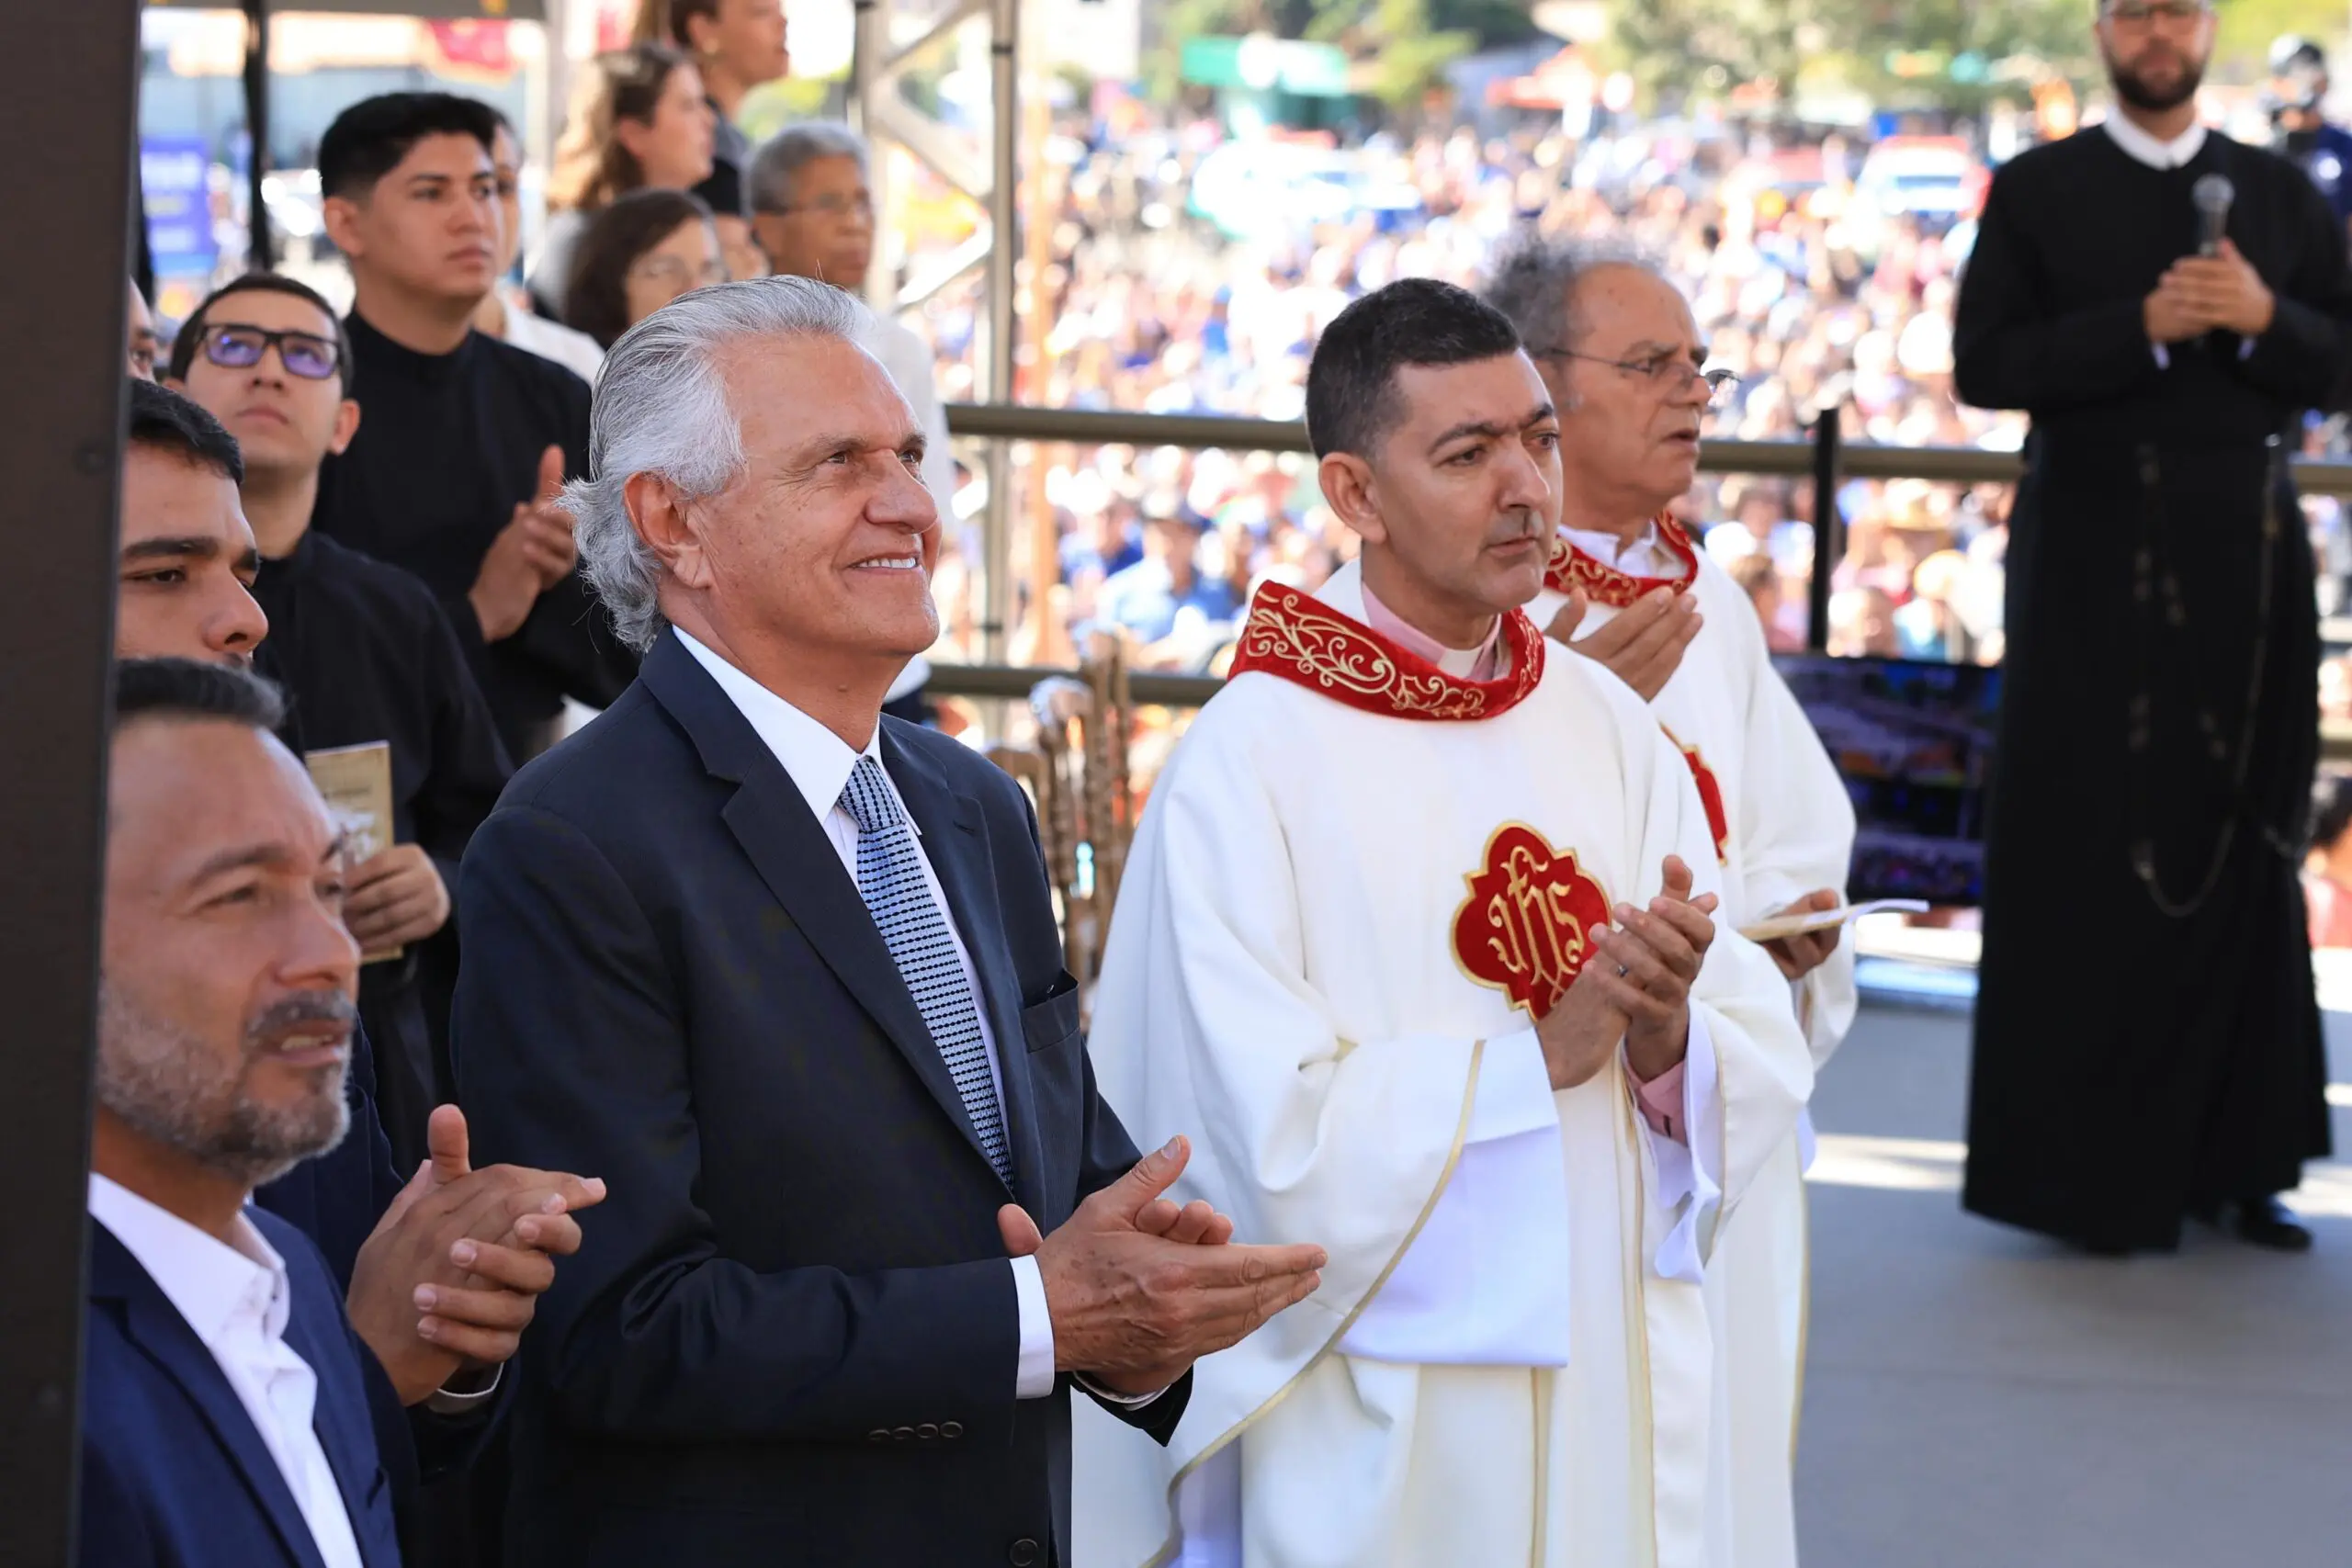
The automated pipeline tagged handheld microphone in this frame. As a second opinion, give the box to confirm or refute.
[2192,173,2234,256]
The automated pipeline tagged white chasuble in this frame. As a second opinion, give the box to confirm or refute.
[1536,519,1860,1568]
[1071,562,1813,1568]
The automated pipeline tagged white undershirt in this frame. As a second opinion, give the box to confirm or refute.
[1558,520,1690,581]
[88,1175,365,1568]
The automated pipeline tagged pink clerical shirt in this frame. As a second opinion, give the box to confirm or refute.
[1357,581,1689,1140]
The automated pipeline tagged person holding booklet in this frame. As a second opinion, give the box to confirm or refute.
[168,272,514,1171]
[1073,278,1813,1568]
[1485,234,1860,1568]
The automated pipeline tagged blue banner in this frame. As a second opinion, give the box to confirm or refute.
[141,136,215,277]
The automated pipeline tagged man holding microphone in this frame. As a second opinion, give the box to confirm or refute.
[1953,0,2352,1255]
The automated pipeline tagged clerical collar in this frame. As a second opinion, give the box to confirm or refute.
[1227,570,1544,722]
[1358,580,1507,682]
[1543,512,1698,607]
[2103,114,2208,171]
[345,308,481,389]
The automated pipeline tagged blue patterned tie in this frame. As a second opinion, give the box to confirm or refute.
[839,755,1011,1183]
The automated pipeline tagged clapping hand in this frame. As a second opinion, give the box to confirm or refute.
[345,1105,607,1405]
[999,1137,1326,1398]
[1548,587,1702,702]
[1591,854,1717,1080]
[469,446,579,643]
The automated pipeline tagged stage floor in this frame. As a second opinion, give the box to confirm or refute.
[1797,1000,2352,1568]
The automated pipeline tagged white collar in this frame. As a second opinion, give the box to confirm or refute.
[89,1172,287,1346]
[674,628,899,829]
[1560,519,1685,577]
[2103,114,2208,170]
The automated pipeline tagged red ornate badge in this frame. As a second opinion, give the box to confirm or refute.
[1451,824,1614,1020]
[1227,580,1545,723]
[1666,726,1730,863]
[1543,512,1700,609]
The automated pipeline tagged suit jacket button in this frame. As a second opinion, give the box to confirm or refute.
[1009,1540,1041,1566]
[866,1429,890,1444]
[917,1423,940,1440]
[892,1427,916,1441]
[941,1421,964,1439]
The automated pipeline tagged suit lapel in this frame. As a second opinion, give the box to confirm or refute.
[641,635,1001,1181]
[885,726,1046,1213]
[89,1224,330,1568]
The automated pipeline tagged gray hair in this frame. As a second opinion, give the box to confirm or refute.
[1479,229,1667,360]
[567,276,871,652]
[747,121,871,216]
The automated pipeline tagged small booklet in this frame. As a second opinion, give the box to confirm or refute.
[304,740,401,964]
[1737,898,1929,944]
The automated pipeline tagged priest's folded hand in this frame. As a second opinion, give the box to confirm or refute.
[2159,242,2277,338]
[998,1135,1328,1397]
[345,842,451,951]
[1760,887,1843,981]
[1548,586,1702,702]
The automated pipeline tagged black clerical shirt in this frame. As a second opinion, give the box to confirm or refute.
[253,528,514,1167]
[313,312,637,761]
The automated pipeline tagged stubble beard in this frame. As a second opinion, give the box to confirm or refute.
[95,982,353,1190]
[2109,48,2205,113]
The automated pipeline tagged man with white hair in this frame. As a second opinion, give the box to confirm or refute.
[1486,233,1856,1568]
[749,122,955,718]
[453,276,1328,1566]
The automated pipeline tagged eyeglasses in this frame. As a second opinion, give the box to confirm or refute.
[1536,347,1742,408]
[2103,0,2210,23]
[769,192,876,222]
[198,324,341,380]
[629,254,730,290]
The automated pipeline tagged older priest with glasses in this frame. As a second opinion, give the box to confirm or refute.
[1953,0,2352,1256]
[1072,278,1813,1568]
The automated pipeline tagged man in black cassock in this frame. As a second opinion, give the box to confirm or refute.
[313,92,638,765]
[168,271,513,1174]
[1954,0,2348,1254]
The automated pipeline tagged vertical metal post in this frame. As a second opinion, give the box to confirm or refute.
[1,4,141,1561]
[1807,404,1842,653]
[980,0,1019,664]
[243,0,273,271]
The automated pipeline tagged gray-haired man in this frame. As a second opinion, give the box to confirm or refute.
[452,275,1326,1567]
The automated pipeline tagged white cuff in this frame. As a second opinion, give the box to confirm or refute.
[2152,343,2170,370]
[1634,1010,1724,1285]
[1075,1371,1170,1407]
[2238,334,2256,360]
[1469,1027,1564,1144]
[1012,1254,1056,1400]
[424,1362,503,1414]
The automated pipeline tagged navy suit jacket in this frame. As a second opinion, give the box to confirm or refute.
[79,1206,404,1568]
[453,632,1186,1568]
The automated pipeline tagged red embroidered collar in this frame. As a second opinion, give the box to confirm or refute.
[1228,581,1545,722]
[1543,513,1699,609]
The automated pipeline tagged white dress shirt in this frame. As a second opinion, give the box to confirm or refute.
[676,629,1063,1400]
[497,301,607,386]
[88,1175,366,1568]
[1557,520,1692,581]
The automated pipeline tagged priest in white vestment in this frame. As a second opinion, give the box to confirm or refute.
[1487,236,1860,1568]
[1072,279,1814,1568]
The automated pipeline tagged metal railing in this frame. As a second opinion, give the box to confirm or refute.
[931,402,2352,761]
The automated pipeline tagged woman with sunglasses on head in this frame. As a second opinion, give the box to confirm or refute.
[527,43,717,321]
[164,270,514,1178]
[563,187,727,349]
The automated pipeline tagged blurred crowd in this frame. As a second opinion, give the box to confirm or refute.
[894,113,2033,674]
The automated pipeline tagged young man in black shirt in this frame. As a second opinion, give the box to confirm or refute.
[169,272,513,1171]
[314,92,638,762]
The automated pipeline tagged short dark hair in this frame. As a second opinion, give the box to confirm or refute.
[128,378,244,486]
[2312,773,2352,852]
[166,273,355,389]
[318,92,499,202]
[1304,278,1524,460]
[564,187,717,348]
[114,657,287,734]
